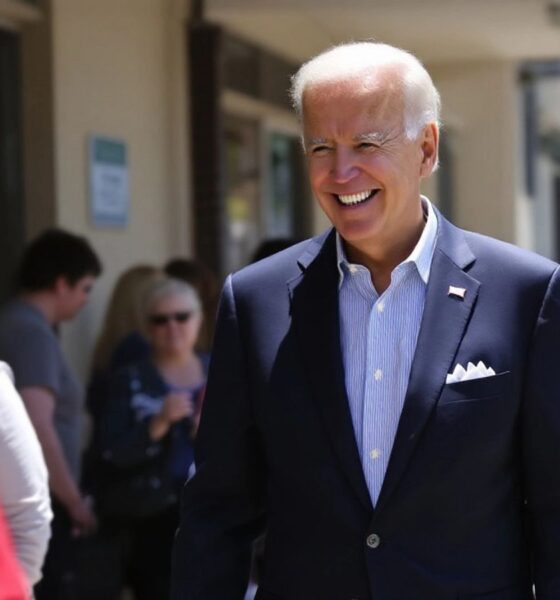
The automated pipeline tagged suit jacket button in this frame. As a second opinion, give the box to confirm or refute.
[366,533,381,549]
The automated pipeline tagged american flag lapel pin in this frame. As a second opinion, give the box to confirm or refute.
[448,285,466,299]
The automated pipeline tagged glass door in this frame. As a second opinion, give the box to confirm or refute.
[223,114,261,273]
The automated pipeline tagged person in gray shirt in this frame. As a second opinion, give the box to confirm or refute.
[0,229,102,600]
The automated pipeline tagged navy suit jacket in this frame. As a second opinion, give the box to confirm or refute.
[171,209,560,600]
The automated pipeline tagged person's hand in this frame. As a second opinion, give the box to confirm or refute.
[68,494,97,538]
[160,391,195,425]
[149,391,195,441]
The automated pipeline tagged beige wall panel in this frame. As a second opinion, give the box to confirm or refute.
[430,61,518,244]
[50,0,191,378]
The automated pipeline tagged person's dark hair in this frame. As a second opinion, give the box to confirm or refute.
[251,238,299,263]
[163,257,219,353]
[164,258,217,295]
[17,228,102,292]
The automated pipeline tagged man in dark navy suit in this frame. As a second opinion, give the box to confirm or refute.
[171,42,560,600]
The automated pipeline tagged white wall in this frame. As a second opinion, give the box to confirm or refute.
[50,0,192,378]
[430,60,519,244]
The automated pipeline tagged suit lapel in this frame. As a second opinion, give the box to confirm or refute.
[288,231,372,512]
[288,215,480,515]
[375,215,480,514]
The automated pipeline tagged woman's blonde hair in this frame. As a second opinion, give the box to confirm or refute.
[91,265,163,372]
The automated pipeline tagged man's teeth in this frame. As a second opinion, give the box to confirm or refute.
[337,190,374,205]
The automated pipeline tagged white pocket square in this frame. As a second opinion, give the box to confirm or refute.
[446,361,496,384]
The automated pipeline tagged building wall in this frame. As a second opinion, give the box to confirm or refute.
[528,76,560,260]
[50,0,192,378]
[429,60,519,244]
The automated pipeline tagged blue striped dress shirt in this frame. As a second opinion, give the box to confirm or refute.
[337,197,438,506]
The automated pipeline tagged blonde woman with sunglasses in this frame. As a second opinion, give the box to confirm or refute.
[91,278,207,600]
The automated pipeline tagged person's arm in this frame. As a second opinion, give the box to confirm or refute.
[98,369,171,468]
[523,265,560,598]
[0,366,52,587]
[148,391,195,442]
[19,386,96,537]
[171,275,265,600]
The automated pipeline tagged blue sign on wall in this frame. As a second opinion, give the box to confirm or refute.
[89,135,129,227]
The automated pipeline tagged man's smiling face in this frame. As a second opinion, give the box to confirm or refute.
[302,70,436,260]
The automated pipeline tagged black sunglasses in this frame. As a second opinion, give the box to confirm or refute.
[148,311,193,326]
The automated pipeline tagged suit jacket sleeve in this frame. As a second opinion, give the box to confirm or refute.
[524,265,560,598]
[171,274,266,600]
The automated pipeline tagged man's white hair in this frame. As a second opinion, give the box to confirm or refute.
[290,41,441,140]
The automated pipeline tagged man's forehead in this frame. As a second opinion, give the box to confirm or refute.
[302,88,404,143]
[302,76,403,122]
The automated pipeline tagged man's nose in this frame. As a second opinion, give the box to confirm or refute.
[331,149,359,183]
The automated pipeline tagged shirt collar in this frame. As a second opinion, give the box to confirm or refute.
[336,196,438,287]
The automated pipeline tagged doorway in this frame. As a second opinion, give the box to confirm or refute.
[0,29,25,302]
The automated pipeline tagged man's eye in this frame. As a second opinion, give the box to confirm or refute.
[310,146,330,155]
[358,142,378,150]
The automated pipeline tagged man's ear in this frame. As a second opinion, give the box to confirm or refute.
[419,122,439,178]
[52,275,70,296]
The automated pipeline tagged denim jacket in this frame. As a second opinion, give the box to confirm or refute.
[92,358,206,519]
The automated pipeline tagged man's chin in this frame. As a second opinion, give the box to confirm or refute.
[336,223,381,246]
[335,228,377,252]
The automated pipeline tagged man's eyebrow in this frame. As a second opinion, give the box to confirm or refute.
[305,131,390,146]
[354,131,386,143]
